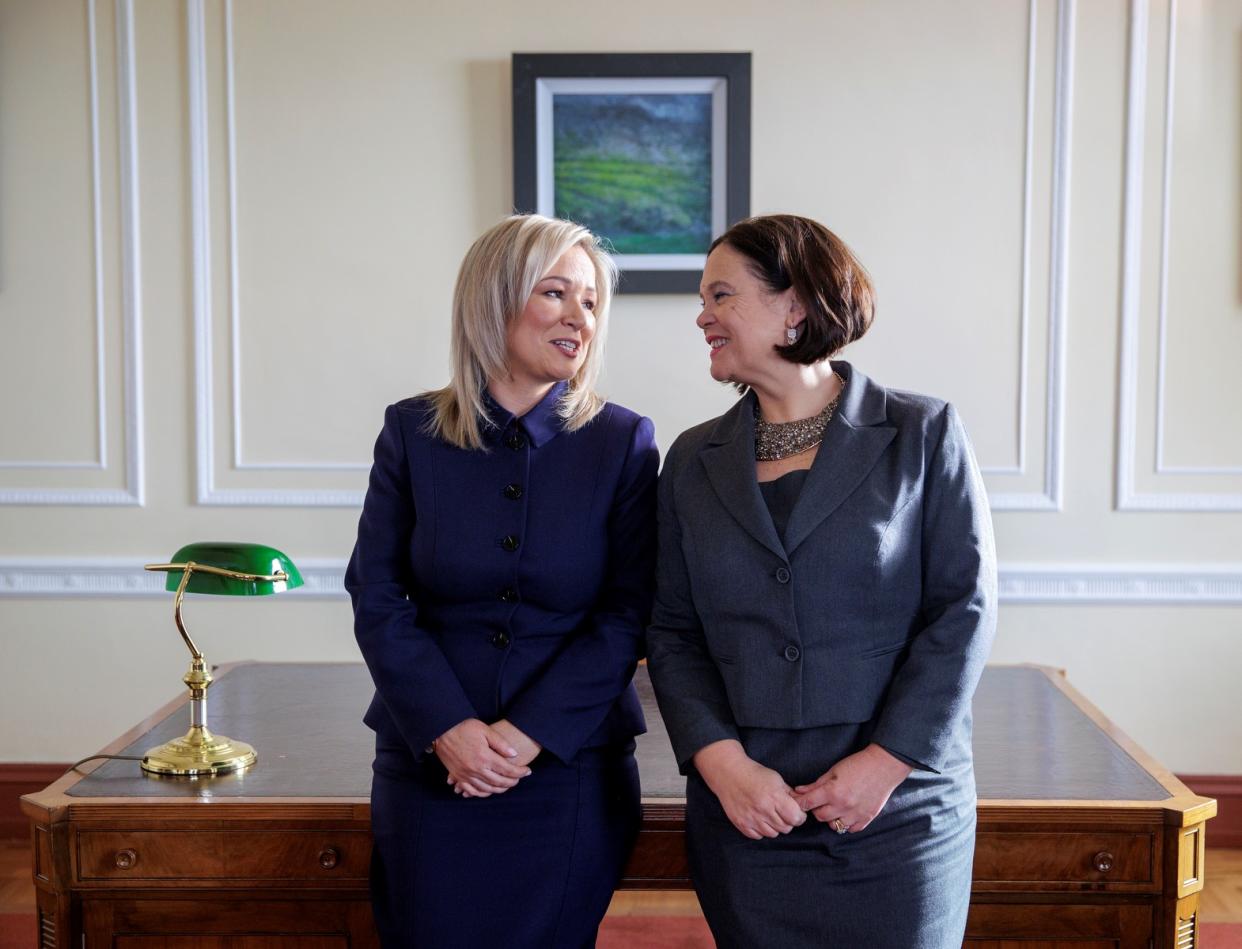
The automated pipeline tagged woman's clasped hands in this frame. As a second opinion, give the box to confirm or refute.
[695,740,912,839]
[433,718,541,798]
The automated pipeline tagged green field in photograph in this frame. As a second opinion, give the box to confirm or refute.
[553,93,712,255]
[554,157,710,253]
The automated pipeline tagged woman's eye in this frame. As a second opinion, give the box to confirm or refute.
[714,292,728,302]
[583,300,596,311]
[545,289,563,299]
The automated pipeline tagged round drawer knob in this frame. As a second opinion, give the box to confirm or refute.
[1093,851,1115,873]
[319,847,339,870]
[115,849,137,870]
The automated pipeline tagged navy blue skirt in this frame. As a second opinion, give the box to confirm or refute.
[369,742,640,948]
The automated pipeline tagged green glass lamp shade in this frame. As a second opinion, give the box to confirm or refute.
[163,541,304,595]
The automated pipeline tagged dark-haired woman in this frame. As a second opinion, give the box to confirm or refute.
[647,214,997,948]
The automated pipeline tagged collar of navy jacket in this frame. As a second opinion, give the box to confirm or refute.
[698,361,897,561]
[480,380,568,447]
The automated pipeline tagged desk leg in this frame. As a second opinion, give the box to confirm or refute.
[30,821,74,948]
[1159,821,1207,948]
[34,887,70,949]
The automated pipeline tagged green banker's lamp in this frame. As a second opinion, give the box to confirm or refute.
[142,541,303,776]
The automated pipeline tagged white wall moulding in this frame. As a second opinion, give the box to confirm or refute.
[1116,0,1242,511]
[188,0,366,508]
[978,0,1073,513]
[978,0,1039,484]
[0,559,348,599]
[0,0,144,506]
[6,560,1242,606]
[998,564,1242,604]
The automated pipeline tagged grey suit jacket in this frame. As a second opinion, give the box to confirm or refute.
[647,362,997,775]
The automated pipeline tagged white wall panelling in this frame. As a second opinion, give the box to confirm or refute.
[984,0,1039,481]
[183,0,1077,511]
[1,0,106,474]
[975,0,1037,482]
[115,0,145,506]
[3,0,1239,776]
[189,0,367,507]
[1116,0,1242,510]
[0,0,144,505]
[982,0,1073,513]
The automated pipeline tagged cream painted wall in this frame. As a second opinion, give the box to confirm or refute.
[0,0,1238,774]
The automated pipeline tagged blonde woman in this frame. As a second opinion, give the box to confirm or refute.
[346,215,658,947]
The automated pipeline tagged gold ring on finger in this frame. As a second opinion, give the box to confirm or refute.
[832,818,848,835]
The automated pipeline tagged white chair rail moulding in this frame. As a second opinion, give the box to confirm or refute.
[5,559,1242,606]
[0,0,144,506]
[0,558,347,599]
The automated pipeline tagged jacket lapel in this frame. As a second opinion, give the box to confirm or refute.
[783,363,896,556]
[698,393,787,562]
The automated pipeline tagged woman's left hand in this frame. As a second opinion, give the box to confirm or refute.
[790,743,913,833]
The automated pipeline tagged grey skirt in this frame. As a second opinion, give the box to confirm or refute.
[687,721,976,949]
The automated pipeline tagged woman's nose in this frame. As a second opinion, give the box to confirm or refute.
[696,308,712,329]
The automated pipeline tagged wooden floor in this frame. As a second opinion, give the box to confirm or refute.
[1202,847,1242,923]
[1,840,1240,922]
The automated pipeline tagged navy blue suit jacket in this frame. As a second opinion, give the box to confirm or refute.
[346,383,658,765]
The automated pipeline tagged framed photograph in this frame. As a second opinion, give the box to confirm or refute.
[513,52,751,294]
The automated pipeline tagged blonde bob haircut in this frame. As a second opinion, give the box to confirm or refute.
[425,214,618,451]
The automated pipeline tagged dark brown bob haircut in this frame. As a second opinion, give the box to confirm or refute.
[709,214,875,363]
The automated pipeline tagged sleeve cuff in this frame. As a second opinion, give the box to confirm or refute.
[673,722,742,776]
[869,732,940,774]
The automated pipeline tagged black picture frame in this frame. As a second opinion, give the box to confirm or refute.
[512,52,751,294]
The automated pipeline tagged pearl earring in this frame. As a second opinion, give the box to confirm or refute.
[786,326,798,344]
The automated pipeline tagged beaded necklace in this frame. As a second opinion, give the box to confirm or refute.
[753,373,845,461]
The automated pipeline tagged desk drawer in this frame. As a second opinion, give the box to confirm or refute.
[974,832,1153,885]
[77,830,370,883]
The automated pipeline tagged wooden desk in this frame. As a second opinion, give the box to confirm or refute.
[23,663,1215,947]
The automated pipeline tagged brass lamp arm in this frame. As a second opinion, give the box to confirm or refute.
[144,562,290,660]
[144,562,290,584]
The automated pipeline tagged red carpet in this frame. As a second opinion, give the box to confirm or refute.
[597,922,1242,948]
[0,915,33,949]
[1203,923,1242,949]
[0,914,1238,946]
[0,913,714,947]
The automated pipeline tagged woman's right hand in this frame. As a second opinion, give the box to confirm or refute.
[433,719,532,797]
[693,739,806,840]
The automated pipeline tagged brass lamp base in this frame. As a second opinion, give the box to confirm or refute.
[141,726,257,776]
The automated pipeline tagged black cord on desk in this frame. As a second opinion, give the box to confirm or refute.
[69,754,144,771]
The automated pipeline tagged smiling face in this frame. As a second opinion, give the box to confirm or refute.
[698,242,801,387]
[505,244,598,391]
